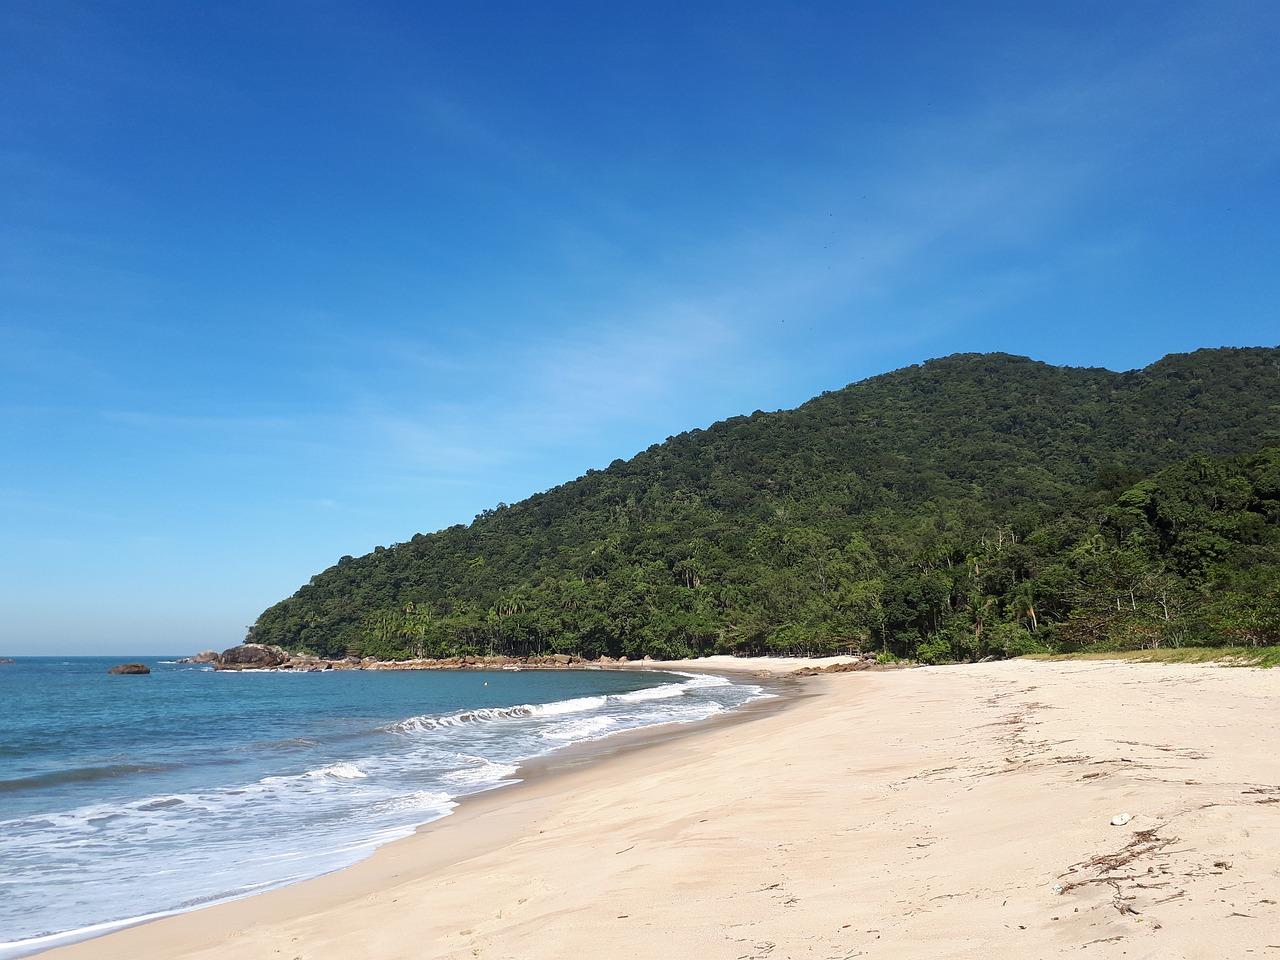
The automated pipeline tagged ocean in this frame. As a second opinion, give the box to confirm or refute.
[0,656,767,957]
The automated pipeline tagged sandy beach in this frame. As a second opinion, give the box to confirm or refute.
[42,657,1280,960]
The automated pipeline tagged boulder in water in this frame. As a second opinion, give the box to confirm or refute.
[215,644,289,670]
[108,663,150,675]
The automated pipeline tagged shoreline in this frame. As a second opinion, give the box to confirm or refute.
[40,657,1280,959]
[20,657,799,959]
[199,646,879,673]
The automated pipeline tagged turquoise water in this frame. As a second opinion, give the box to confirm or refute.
[0,656,765,957]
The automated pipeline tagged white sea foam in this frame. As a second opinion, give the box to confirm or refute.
[0,906,183,960]
[12,758,378,842]
[368,790,456,815]
[671,671,734,688]
[313,763,367,780]
[540,716,617,741]
[387,703,536,733]
[529,694,608,716]
[389,692,611,734]
[440,757,520,786]
[612,683,684,703]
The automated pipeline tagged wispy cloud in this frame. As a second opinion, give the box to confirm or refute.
[100,410,300,433]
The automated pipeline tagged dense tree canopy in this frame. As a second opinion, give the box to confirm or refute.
[248,348,1280,662]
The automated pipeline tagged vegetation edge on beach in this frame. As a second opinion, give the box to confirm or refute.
[1021,646,1280,668]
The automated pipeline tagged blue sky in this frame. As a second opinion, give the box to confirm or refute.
[3,1,1278,655]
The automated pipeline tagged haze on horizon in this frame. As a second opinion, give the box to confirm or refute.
[3,1,1278,655]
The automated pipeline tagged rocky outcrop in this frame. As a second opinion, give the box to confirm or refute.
[205,649,887,674]
[108,662,150,675]
[178,650,219,664]
[788,656,881,677]
[236,652,608,671]
[214,644,290,670]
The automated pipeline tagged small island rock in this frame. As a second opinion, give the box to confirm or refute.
[108,663,150,675]
[178,650,219,664]
[215,644,289,670]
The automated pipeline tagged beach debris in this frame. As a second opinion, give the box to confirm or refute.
[1052,884,1065,894]
[1110,812,1133,826]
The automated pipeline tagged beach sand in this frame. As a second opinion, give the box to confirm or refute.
[43,657,1280,960]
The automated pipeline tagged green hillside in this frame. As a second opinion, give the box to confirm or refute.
[247,347,1280,662]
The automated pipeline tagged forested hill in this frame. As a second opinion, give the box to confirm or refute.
[248,347,1280,662]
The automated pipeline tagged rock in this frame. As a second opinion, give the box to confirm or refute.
[177,650,219,664]
[788,659,874,677]
[214,644,289,670]
[108,662,150,675]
